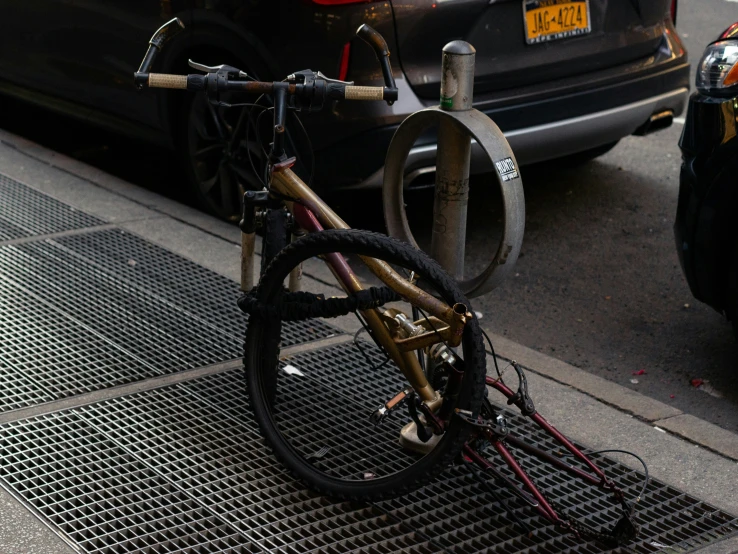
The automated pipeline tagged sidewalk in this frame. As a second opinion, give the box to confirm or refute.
[0,128,736,553]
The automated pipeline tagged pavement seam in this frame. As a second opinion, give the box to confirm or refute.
[489,348,738,463]
[0,223,120,247]
[652,414,738,463]
[0,359,243,425]
[650,427,738,463]
[490,347,660,419]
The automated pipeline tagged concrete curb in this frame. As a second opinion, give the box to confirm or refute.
[486,333,738,462]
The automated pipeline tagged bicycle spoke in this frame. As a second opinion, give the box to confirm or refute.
[218,165,236,215]
[193,143,224,158]
[200,167,219,195]
[206,100,228,139]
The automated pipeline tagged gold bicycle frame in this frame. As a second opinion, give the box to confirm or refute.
[269,163,470,404]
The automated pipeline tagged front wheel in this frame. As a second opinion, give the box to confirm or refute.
[243,229,487,501]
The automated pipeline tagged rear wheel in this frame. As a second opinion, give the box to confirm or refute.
[243,229,487,501]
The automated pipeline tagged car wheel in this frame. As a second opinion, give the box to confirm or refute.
[180,91,267,221]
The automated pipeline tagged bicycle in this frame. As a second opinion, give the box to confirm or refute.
[135,18,645,547]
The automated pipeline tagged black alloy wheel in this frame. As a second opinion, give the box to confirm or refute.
[184,91,268,221]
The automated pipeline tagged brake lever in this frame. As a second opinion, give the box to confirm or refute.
[188,59,248,78]
[187,60,251,108]
[316,71,354,86]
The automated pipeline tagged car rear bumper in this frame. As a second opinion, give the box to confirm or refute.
[335,58,690,190]
[359,88,688,188]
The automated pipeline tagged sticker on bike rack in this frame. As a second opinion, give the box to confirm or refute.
[282,364,305,376]
[494,157,519,182]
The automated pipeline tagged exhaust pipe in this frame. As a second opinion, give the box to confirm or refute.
[633,109,674,136]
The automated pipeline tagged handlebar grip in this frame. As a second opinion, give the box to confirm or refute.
[356,24,389,57]
[149,18,185,49]
[135,18,185,87]
[345,86,384,101]
[148,73,188,89]
[355,24,397,96]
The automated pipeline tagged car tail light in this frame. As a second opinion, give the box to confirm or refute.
[338,42,351,81]
[670,0,677,25]
[696,39,738,96]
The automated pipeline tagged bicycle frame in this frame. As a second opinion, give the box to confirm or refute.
[135,17,637,545]
[266,162,637,542]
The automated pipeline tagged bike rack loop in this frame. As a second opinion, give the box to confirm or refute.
[383,41,525,299]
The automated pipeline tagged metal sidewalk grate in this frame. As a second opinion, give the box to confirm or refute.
[0,228,336,413]
[0,342,735,554]
[0,173,104,240]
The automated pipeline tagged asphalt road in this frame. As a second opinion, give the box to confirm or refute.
[1,0,737,433]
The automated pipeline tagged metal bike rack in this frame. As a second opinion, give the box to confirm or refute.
[384,41,525,298]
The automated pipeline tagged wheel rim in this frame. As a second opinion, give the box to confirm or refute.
[187,93,266,221]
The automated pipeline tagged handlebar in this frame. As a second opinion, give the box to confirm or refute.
[135,18,184,86]
[144,72,393,102]
[134,18,398,106]
[356,24,397,91]
[135,18,399,162]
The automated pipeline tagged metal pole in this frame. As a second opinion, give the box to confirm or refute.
[431,41,475,280]
[288,230,305,292]
[240,231,255,292]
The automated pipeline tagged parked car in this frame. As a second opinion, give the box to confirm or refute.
[0,0,689,221]
[675,21,738,336]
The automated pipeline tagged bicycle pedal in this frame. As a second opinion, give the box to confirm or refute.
[370,387,412,426]
[398,421,441,455]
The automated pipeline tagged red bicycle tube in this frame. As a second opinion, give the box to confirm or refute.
[292,204,361,294]
[492,440,561,522]
[463,444,557,521]
[486,375,610,485]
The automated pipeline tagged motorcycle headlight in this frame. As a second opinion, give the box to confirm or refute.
[696,40,738,97]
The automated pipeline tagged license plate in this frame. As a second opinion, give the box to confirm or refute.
[523,0,591,44]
